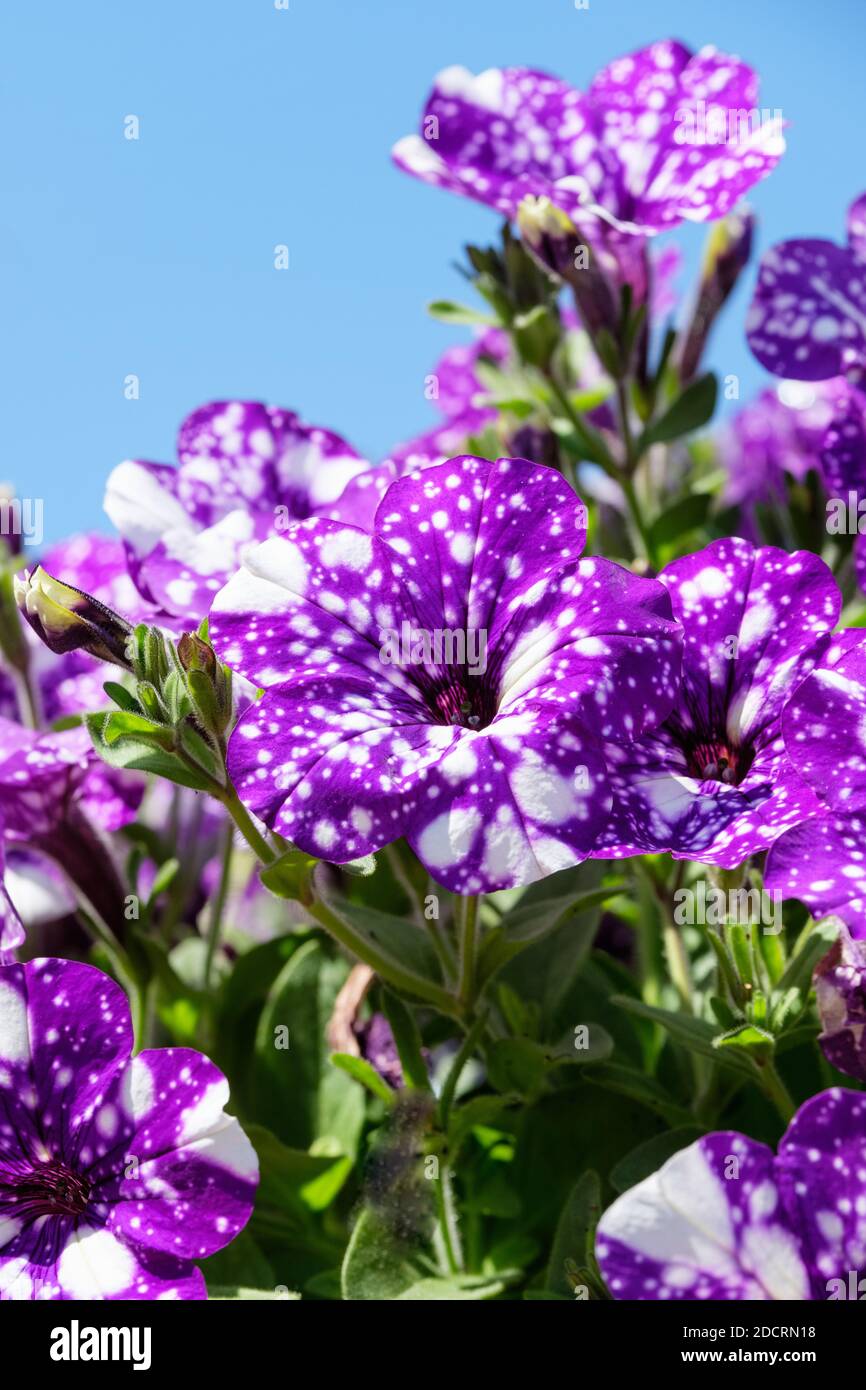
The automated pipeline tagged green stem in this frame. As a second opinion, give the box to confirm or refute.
[457,895,479,1013]
[215,782,460,1015]
[12,663,42,729]
[433,1164,463,1275]
[202,820,234,989]
[633,858,694,1012]
[426,915,457,983]
[219,787,278,863]
[307,896,460,1018]
[616,378,637,467]
[438,1010,489,1129]
[756,1058,796,1125]
[615,380,658,568]
[74,898,146,1048]
[620,472,657,570]
[662,919,695,1014]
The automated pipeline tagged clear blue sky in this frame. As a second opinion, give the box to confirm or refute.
[2,0,863,544]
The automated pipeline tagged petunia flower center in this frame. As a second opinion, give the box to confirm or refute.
[685,738,754,786]
[426,671,500,731]
[2,1160,92,1220]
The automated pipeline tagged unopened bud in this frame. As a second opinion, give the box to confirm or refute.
[678,209,754,382]
[14,566,133,668]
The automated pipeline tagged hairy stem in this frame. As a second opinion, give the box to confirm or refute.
[457,895,480,1013]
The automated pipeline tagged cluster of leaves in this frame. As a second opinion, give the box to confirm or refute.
[112,808,846,1301]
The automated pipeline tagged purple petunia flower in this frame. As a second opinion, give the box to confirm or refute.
[0,714,138,954]
[765,632,866,931]
[394,42,783,253]
[353,1014,414,1090]
[819,384,866,593]
[814,924,866,1083]
[593,537,842,868]
[104,401,370,623]
[747,191,866,384]
[719,379,866,595]
[0,958,258,1299]
[718,381,843,511]
[596,1088,866,1300]
[209,456,681,893]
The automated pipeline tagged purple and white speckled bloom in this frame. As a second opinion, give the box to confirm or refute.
[596,1088,866,1300]
[814,924,866,1083]
[719,381,843,511]
[819,384,866,593]
[209,456,681,892]
[766,632,866,932]
[0,958,257,1300]
[594,538,842,867]
[104,401,369,623]
[394,42,783,241]
[0,713,140,955]
[748,192,866,384]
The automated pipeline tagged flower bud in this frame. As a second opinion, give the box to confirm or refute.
[177,630,233,738]
[14,565,133,668]
[815,923,866,1082]
[518,195,621,346]
[678,208,754,382]
[177,631,218,681]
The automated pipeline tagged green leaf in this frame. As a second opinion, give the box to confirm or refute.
[330,1052,395,1105]
[177,718,224,782]
[246,1122,351,1215]
[550,411,616,469]
[611,995,757,1078]
[478,883,619,985]
[102,679,141,712]
[716,1023,774,1059]
[427,299,498,326]
[488,1038,547,1096]
[447,1095,517,1162]
[545,1172,601,1296]
[339,853,378,878]
[340,1207,426,1301]
[381,990,432,1092]
[496,869,611,1033]
[638,372,717,451]
[512,304,559,369]
[259,848,318,902]
[610,1127,705,1194]
[394,1274,513,1300]
[200,1228,275,1292]
[86,711,213,791]
[208,1286,300,1301]
[315,895,455,1015]
[147,857,180,903]
[252,940,365,1155]
[775,917,840,996]
[487,1026,613,1096]
[583,1063,695,1125]
[340,1207,511,1301]
[545,1024,614,1069]
[594,328,622,379]
[649,493,712,549]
